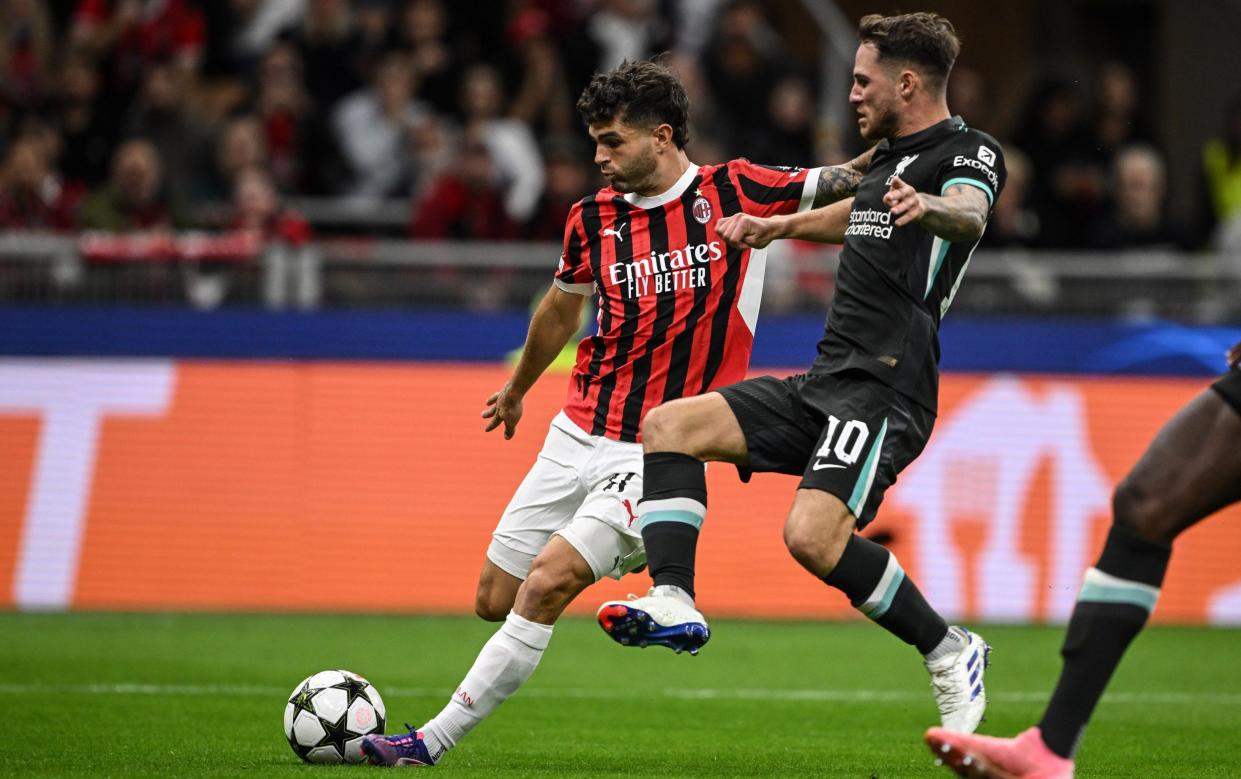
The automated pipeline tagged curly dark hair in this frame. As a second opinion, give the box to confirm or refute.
[858,12,960,90]
[575,60,690,148]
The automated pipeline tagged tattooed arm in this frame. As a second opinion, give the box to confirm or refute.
[717,198,855,248]
[812,146,876,207]
[884,177,990,242]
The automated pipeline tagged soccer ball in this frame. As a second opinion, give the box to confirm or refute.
[283,669,387,763]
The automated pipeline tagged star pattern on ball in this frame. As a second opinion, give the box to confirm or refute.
[315,707,354,756]
[290,682,316,716]
[331,674,373,707]
[286,671,386,764]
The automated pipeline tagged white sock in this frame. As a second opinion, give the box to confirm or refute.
[421,611,553,760]
[651,584,695,607]
[923,626,966,663]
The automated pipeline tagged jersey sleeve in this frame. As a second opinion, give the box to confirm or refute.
[728,159,824,218]
[937,136,1006,209]
[553,202,594,295]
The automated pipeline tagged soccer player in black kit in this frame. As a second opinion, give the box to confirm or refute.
[925,343,1241,777]
[597,12,1005,734]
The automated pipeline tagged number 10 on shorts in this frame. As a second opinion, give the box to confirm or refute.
[814,416,871,468]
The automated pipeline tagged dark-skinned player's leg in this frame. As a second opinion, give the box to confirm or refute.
[927,384,1241,778]
[1037,387,1241,756]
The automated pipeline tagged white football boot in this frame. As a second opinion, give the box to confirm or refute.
[597,586,710,655]
[926,627,990,733]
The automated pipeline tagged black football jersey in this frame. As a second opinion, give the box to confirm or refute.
[810,116,1006,414]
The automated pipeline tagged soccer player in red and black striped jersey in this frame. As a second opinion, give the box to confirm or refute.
[554,141,827,442]
[362,60,873,768]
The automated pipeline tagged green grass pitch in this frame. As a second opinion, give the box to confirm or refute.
[3,613,1239,777]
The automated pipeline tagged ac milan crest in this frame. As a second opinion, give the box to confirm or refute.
[692,196,712,224]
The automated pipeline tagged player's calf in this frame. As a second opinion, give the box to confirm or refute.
[474,561,522,622]
[813,523,988,731]
[513,539,595,624]
[1035,522,1168,758]
[1111,476,1173,544]
[1109,386,1241,545]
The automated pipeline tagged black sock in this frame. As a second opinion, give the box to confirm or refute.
[638,452,706,599]
[823,534,949,653]
[1038,523,1171,759]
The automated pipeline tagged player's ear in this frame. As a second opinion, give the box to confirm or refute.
[899,69,918,99]
[652,123,674,151]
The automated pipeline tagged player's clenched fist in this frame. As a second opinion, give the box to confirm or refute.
[716,213,779,249]
[482,383,524,439]
[883,175,926,226]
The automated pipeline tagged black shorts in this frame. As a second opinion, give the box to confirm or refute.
[1212,368,1241,417]
[718,370,935,529]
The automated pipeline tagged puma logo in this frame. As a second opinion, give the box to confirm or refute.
[622,499,637,527]
[601,224,627,242]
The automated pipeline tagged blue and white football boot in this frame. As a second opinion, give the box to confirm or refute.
[361,724,437,767]
[597,586,710,655]
[926,627,990,733]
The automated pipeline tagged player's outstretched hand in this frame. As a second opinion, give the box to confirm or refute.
[482,384,523,439]
[716,213,778,249]
[883,176,926,226]
[1228,340,1241,369]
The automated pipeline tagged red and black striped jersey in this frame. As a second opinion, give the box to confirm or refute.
[554,159,823,442]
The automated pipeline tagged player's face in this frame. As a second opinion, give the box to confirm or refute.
[588,119,659,194]
[850,43,902,141]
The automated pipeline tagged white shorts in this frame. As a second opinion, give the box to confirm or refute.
[487,411,646,581]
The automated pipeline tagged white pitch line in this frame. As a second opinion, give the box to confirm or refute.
[1,682,1240,706]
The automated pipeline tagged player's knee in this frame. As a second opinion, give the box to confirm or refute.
[783,495,855,577]
[516,559,584,620]
[640,404,680,451]
[1112,474,1173,542]
[521,565,570,608]
[473,585,513,622]
[641,402,702,454]
[474,597,509,622]
[783,515,848,577]
[783,521,820,571]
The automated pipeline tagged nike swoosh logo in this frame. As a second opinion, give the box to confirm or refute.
[812,460,846,470]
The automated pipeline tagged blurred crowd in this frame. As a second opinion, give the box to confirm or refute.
[0,0,1239,253]
[971,62,1232,253]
